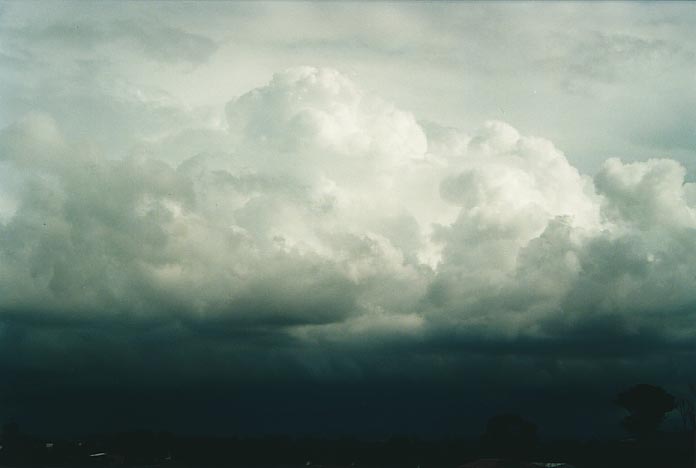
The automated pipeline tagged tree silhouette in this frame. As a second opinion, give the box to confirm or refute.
[675,383,695,432]
[615,384,676,439]
[480,413,538,460]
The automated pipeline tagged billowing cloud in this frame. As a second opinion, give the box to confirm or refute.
[1,65,695,435]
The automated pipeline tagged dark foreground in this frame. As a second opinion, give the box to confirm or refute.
[0,430,693,468]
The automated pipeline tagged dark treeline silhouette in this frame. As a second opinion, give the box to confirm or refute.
[1,384,693,468]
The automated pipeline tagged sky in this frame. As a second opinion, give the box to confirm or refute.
[0,1,696,438]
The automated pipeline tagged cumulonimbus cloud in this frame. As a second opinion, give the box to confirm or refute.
[0,67,695,392]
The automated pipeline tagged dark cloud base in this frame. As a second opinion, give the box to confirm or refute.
[2,310,693,438]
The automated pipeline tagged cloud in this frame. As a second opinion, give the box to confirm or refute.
[1,67,696,435]
[6,19,218,64]
[596,157,696,228]
[225,67,427,174]
[551,32,689,95]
